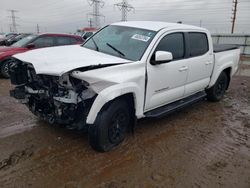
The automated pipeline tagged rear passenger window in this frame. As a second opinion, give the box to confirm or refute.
[189,32,209,57]
[155,33,185,60]
[70,37,78,44]
[56,37,72,46]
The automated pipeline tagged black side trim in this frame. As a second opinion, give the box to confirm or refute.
[145,91,206,118]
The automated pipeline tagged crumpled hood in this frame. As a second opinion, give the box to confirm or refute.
[13,45,130,76]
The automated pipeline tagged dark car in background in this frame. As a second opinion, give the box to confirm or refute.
[0,33,84,78]
[5,34,31,46]
[0,33,18,46]
[76,27,97,40]
[82,31,94,40]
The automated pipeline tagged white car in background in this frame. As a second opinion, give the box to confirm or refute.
[10,21,240,152]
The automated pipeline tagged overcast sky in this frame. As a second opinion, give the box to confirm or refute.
[0,0,249,34]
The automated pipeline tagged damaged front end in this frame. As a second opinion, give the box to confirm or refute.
[9,60,97,130]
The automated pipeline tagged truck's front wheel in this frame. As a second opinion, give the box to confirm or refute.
[88,99,131,152]
[206,71,229,102]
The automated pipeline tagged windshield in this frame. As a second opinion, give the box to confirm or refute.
[11,35,37,47]
[83,25,156,61]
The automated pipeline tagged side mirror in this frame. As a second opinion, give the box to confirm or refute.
[151,51,173,65]
[26,43,35,49]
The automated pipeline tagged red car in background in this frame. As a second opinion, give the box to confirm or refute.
[0,33,84,78]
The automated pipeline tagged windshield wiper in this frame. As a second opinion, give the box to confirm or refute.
[106,43,125,57]
[92,38,99,51]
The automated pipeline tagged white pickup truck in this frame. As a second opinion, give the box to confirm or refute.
[10,21,240,152]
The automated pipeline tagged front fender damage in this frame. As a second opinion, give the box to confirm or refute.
[9,61,117,130]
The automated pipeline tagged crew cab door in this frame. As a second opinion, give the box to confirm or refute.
[145,32,188,111]
[184,32,214,96]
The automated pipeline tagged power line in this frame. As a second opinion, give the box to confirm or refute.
[88,18,93,27]
[36,24,40,33]
[87,0,105,28]
[8,9,19,33]
[114,0,134,21]
[14,1,250,23]
[231,0,238,33]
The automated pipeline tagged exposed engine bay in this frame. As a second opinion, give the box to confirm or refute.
[9,60,97,130]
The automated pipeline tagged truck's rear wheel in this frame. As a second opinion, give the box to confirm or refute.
[88,99,131,152]
[206,72,228,102]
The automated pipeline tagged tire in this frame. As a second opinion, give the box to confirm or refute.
[206,72,229,102]
[0,59,12,78]
[88,99,131,152]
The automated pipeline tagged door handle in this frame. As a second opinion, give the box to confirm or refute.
[179,66,188,72]
[205,61,213,65]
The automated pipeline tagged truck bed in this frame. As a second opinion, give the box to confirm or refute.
[209,46,240,89]
[213,44,239,53]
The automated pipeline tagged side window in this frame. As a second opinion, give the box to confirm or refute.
[70,37,79,44]
[155,33,185,60]
[33,36,55,48]
[189,32,209,57]
[56,37,72,46]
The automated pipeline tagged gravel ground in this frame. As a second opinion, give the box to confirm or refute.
[0,59,250,188]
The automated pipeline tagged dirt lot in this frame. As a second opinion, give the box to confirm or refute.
[0,59,250,188]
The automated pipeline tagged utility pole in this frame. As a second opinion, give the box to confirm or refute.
[114,0,134,21]
[88,18,93,28]
[199,20,202,27]
[87,0,105,28]
[231,0,238,34]
[36,24,40,33]
[8,10,18,33]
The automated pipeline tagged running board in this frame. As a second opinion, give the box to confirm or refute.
[145,91,206,118]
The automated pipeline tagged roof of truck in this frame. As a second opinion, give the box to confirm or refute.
[112,21,206,32]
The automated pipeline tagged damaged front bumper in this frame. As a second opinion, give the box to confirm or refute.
[9,61,96,130]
